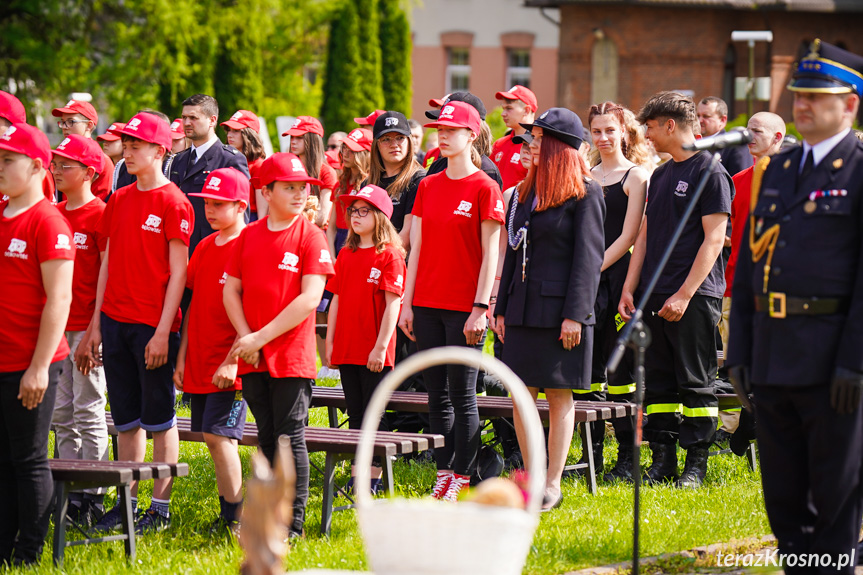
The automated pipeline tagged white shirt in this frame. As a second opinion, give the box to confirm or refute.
[801,128,850,172]
[190,135,220,164]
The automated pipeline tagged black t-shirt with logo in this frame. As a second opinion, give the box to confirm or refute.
[376,169,426,233]
[642,151,732,298]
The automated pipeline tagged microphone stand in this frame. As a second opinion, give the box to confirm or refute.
[607,150,724,575]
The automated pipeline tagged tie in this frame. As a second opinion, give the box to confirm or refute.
[190,148,198,165]
[799,149,814,183]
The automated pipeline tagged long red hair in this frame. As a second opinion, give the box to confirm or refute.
[520,134,588,211]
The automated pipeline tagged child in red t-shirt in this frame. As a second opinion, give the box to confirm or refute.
[220,110,265,221]
[325,184,406,493]
[223,152,334,538]
[50,134,110,525]
[281,116,338,228]
[0,123,75,566]
[174,167,249,535]
[399,102,504,502]
[88,113,195,535]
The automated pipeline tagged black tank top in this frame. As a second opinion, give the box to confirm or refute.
[602,166,635,250]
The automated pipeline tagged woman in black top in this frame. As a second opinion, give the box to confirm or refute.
[494,108,605,511]
[584,102,649,482]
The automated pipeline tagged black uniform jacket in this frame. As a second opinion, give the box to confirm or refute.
[496,179,605,328]
[169,142,250,251]
[728,131,863,386]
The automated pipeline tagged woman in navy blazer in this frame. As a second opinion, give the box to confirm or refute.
[494,108,605,511]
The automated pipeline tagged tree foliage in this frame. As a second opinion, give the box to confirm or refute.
[378,0,412,116]
[319,0,366,135]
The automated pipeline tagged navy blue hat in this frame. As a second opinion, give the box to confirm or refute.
[512,131,533,145]
[373,111,410,139]
[425,92,487,121]
[788,39,863,96]
[520,107,585,150]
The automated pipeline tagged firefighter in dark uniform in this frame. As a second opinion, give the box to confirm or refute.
[728,40,863,575]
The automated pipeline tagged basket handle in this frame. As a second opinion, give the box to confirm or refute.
[354,346,547,514]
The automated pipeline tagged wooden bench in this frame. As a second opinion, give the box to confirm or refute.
[310,386,636,495]
[103,413,443,535]
[49,459,189,566]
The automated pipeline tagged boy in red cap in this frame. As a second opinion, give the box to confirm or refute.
[0,123,75,566]
[223,152,334,539]
[281,116,338,228]
[52,100,115,201]
[0,91,58,204]
[50,134,110,525]
[169,119,188,154]
[174,167,249,536]
[221,110,265,221]
[88,112,195,535]
[97,122,125,166]
[492,85,537,190]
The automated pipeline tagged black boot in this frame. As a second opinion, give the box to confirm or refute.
[643,443,678,485]
[604,438,635,483]
[676,447,709,489]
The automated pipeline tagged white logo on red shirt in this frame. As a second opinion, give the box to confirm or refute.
[494,200,505,213]
[219,272,227,285]
[674,181,689,197]
[127,118,142,131]
[319,249,332,264]
[180,219,190,234]
[73,232,88,247]
[454,200,473,217]
[385,117,398,127]
[395,274,404,288]
[440,105,455,119]
[5,238,27,259]
[510,152,520,164]
[368,267,381,284]
[142,214,162,233]
[1,126,16,141]
[279,251,299,272]
[495,151,503,163]
[55,234,71,250]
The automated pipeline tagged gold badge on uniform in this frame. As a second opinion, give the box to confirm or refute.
[833,158,843,169]
[804,201,817,214]
[783,159,791,169]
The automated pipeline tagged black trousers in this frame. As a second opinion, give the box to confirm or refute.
[412,306,481,477]
[642,294,720,449]
[754,383,863,575]
[0,362,61,566]
[242,374,311,535]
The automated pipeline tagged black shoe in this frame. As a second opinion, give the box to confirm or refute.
[603,440,635,483]
[675,447,709,489]
[503,451,524,472]
[135,508,170,534]
[713,429,733,445]
[208,515,240,538]
[643,443,678,485]
[90,505,126,533]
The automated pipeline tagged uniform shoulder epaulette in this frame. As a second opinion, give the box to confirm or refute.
[223,144,239,155]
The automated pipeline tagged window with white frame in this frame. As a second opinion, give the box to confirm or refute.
[506,49,531,89]
[446,47,471,93]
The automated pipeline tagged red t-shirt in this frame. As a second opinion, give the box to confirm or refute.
[326,244,406,367]
[726,165,754,297]
[184,233,241,393]
[333,181,357,230]
[411,170,504,312]
[0,199,75,371]
[423,148,441,170]
[225,216,334,378]
[98,182,194,331]
[319,162,338,193]
[91,151,115,201]
[43,174,56,203]
[491,133,529,191]
[57,198,106,331]
[248,157,265,214]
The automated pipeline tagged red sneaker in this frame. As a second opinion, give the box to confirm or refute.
[443,474,471,502]
[431,471,453,500]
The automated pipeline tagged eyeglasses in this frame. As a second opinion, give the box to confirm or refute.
[347,206,371,218]
[49,162,87,173]
[379,135,407,146]
[57,119,90,129]
[327,144,339,150]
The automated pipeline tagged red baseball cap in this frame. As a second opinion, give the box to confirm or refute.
[341,184,393,219]
[97,122,126,142]
[53,134,103,171]
[495,85,538,113]
[354,110,385,126]
[115,113,172,149]
[282,116,324,137]
[257,153,324,187]
[0,123,51,167]
[424,101,481,134]
[325,149,343,170]
[189,167,250,203]
[221,110,261,133]
[342,128,373,152]
[169,118,185,140]
[0,91,26,124]
[428,94,451,108]
[51,99,98,123]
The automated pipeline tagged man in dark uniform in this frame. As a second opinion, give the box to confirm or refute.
[169,94,249,253]
[697,97,753,177]
[728,40,863,574]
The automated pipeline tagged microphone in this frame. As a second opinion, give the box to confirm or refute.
[683,128,753,151]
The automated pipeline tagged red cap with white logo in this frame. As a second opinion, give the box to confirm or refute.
[424,101,481,135]
[282,116,324,137]
[115,113,172,149]
[51,100,98,123]
[97,122,126,142]
[354,110,385,127]
[495,85,538,113]
[0,123,52,167]
[257,153,325,187]
[169,118,186,140]
[342,128,373,152]
[189,167,250,203]
[53,134,103,171]
[0,91,26,124]
[340,184,393,219]
[221,110,261,133]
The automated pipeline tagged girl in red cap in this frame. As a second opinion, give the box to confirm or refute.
[400,101,505,502]
[324,184,406,494]
[283,116,338,229]
[221,110,266,221]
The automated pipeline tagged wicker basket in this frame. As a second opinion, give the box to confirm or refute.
[354,347,546,575]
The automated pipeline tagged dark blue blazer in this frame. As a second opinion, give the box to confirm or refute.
[728,131,863,386]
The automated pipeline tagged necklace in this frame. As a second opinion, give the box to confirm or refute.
[599,163,608,185]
